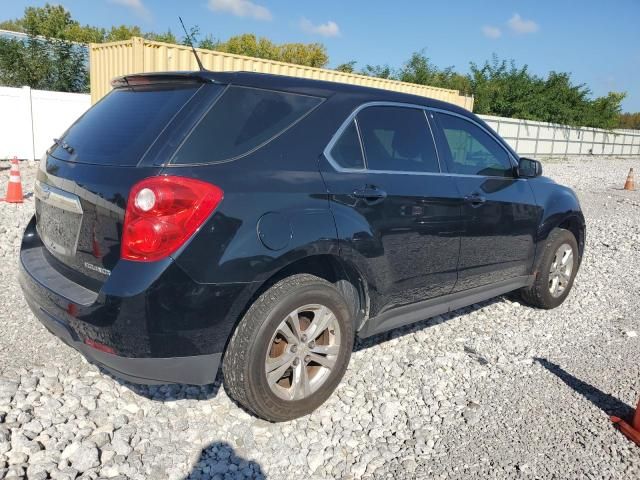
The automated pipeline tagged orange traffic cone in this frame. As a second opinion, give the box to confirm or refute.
[5,156,24,203]
[611,397,640,446]
[624,168,635,191]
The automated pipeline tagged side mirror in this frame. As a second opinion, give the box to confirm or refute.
[517,157,543,178]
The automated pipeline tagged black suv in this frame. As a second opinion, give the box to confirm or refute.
[19,72,585,421]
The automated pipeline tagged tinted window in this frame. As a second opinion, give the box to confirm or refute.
[52,84,202,166]
[436,113,513,177]
[173,86,322,164]
[329,120,364,169]
[356,106,439,173]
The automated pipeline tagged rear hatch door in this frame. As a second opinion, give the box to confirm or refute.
[35,76,222,284]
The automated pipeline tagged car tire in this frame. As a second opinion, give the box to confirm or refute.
[223,274,354,422]
[520,228,579,309]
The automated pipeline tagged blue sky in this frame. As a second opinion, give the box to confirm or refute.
[5,1,640,111]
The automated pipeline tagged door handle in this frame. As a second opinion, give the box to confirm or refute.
[352,186,387,202]
[464,193,486,207]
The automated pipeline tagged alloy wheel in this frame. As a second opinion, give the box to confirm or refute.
[548,243,574,297]
[265,304,341,401]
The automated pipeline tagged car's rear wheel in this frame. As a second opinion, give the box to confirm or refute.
[223,274,353,422]
[520,228,579,309]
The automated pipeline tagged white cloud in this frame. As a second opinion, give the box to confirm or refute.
[208,0,272,21]
[109,0,151,21]
[299,18,341,38]
[482,25,502,39]
[507,13,539,34]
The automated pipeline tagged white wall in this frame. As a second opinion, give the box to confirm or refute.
[0,86,90,161]
[479,114,640,158]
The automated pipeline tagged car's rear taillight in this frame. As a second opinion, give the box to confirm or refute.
[121,176,223,262]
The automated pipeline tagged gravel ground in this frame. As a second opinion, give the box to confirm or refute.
[0,155,639,480]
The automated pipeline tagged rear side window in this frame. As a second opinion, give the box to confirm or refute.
[435,112,513,177]
[52,84,202,166]
[357,106,440,173]
[329,121,364,169]
[172,86,322,164]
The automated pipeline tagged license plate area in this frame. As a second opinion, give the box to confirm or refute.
[35,181,83,258]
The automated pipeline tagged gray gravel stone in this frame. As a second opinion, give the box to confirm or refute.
[0,157,640,479]
[110,437,133,457]
[66,443,99,473]
[0,378,18,396]
[7,450,28,464]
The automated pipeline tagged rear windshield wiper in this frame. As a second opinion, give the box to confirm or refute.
[53,138,75,155]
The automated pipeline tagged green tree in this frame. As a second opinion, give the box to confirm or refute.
[278,42,327,68]
[105,25,142,42]
[583,92,626,130]
[0,4,89,92]
[213,33,329,68]
[1,4,104,43]
[145,29,177,44]
[198,35,220,50]
[335,60,357,73]
[218,33,277,59]
[360,64,395,79]
[0,19,23,32]
[468,55,625,128]
[0,36,88,92]
[468,56,538,118]
[398,51,471,93]
[22,3,74,38]
[618,112,640,130]
[178,25,220,50]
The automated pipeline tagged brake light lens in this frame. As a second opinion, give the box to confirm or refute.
[121,176,223,262]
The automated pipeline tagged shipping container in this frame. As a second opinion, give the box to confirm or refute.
[89,37,474,110]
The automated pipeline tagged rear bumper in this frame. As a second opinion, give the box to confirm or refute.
[17,216,248,386]
[21,277,221,385]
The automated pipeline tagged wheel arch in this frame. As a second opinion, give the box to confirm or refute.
[557,215,585,262]
[532,210,585,277]
[529,178,585,270]
[252,254,369,327]
[221,253,370,357]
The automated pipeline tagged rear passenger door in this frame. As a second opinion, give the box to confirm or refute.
[320,104,462,313]
[430,110,539,291]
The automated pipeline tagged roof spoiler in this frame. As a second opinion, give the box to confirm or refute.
[111,72,214,88]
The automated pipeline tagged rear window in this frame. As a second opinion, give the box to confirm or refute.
[171,86,322,165]
[51,84,202,166]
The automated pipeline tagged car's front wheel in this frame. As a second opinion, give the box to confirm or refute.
[223,274,354,422]
[520,227,579,309]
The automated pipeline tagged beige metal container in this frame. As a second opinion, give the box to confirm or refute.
[90,37,474,110]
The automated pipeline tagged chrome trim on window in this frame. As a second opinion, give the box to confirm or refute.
[324,101,444,175]
[352,117,368,170]
[323,100,520,177]
[423,109,443,172]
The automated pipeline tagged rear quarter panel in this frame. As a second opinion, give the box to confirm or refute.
[165,99,344,285]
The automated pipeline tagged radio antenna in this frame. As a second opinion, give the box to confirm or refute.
[179,16,205,71]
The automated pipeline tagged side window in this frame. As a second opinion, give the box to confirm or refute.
[356,106,440,173]
[329,120,364,169]
[435,112,513,177]
[172,86,322,164]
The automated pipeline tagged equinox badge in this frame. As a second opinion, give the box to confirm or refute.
[84,262,111,276]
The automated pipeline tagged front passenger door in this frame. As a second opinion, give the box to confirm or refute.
[431,111,539,292]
